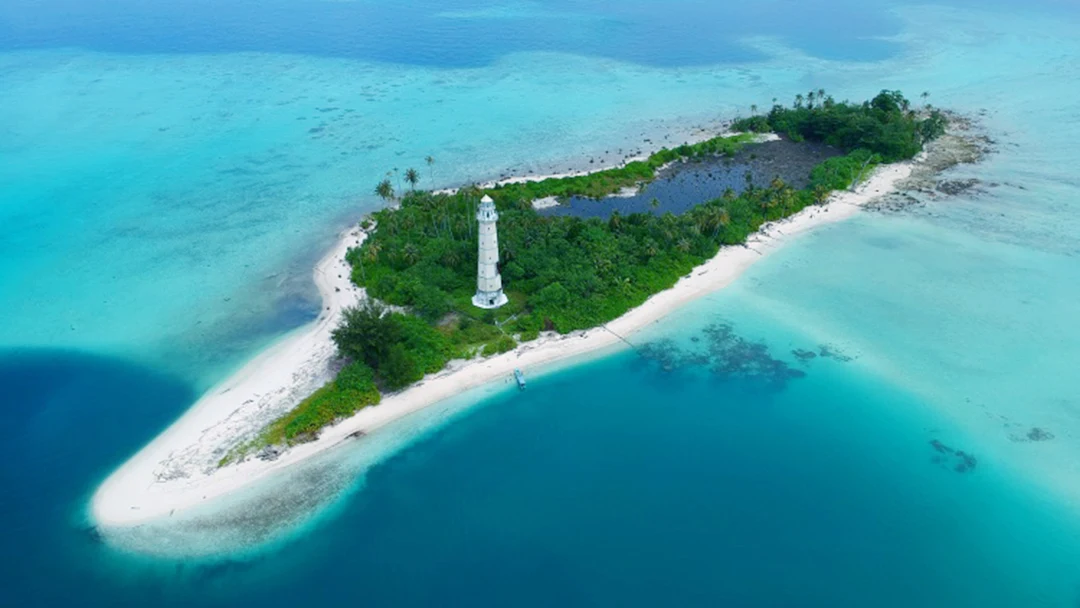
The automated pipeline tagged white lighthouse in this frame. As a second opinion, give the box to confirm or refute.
[472,194,508,309]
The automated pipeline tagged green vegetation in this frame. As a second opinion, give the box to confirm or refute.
[331,302,459,390]
[732,89,947,162]
[262,361,381,445]
[223,90,945,465]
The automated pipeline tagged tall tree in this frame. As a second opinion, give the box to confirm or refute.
[375,179,395,202]
[405,168,420,190]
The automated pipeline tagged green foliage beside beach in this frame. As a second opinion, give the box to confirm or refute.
[732,89,947,162]
[217,360,383,465]
[225,90,943,464]
[262,361,381,446]
[332,302,461,390]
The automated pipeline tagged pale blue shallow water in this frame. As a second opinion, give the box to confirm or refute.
[2,0,1080,605]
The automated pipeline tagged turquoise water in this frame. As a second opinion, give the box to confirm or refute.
[3,0,1080,605]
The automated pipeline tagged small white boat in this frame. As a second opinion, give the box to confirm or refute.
[513,368,526,390]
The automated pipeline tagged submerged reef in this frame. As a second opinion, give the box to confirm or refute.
[929,439,978,473]
[634,322,850,391]
[1007,426,1056,443]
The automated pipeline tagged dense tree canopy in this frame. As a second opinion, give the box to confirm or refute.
[733,89,948,162]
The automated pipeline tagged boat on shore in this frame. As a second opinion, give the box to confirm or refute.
[514,368,526,390]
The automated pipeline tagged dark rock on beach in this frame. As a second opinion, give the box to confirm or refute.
[257,445,283,462]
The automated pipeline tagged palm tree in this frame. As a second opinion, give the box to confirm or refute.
[425,155,435,182]
[708,206,730,239]
[405,168,420,190]
[817,88,826,101]
[921,91,930,109]
[676,238,691,253]
[812,185,830,204]
[643,239,659,259]
[365,241,382,264]
[807,90,816,109]
[750,104,758,116]
[402,243,420,266]
[794,93,804,108]
[608,211,622,231]
[375,179,395,202]
[442,249,461,268]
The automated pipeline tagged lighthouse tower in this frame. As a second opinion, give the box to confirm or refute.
[472,195,508,309]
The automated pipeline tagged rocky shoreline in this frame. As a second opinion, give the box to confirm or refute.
[869,110,997,212]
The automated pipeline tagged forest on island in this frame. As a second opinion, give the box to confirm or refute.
[221,90,947,462]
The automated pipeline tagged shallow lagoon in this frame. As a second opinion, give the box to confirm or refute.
[539,138,839,219]
[2,0,1080,605]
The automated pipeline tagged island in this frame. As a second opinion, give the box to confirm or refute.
[91,90,953,533]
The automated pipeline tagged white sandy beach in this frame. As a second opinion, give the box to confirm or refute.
[91,159,913,529]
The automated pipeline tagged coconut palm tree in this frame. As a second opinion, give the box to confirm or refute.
[707,206,730,239]
[794,93,804,108]
[442,249,461,268]
[405,168,420,190]
[643,239,659,259]
[365,241,382,263]
[812,185,830,204]
[608,211,622,232]
[750,104,758,116]
[375,179,395,202]
[425,155,435,182]
[402,243,420,266]
[676,238,691,253]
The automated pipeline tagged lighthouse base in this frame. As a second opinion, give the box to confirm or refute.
[472,290,508,310]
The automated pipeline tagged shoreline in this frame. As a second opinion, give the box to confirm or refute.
[90,159,914,532]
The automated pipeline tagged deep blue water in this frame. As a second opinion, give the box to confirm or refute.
[3,0,1080,605]
[6,342,1080,606]
[0,0,904,66]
